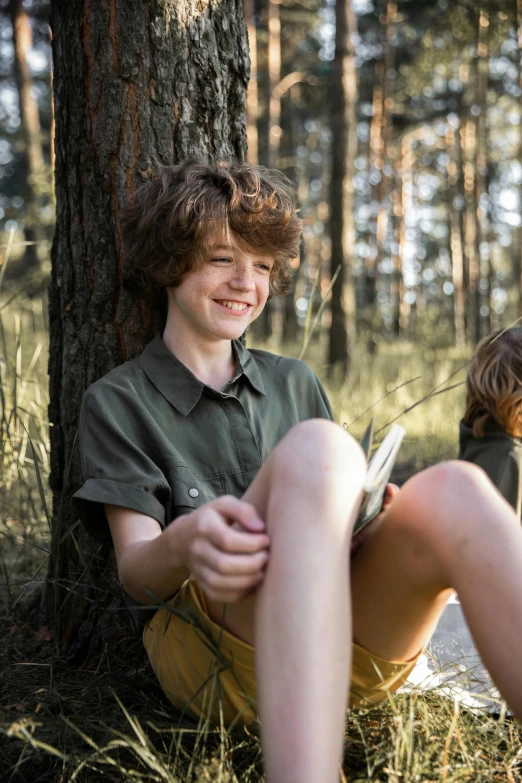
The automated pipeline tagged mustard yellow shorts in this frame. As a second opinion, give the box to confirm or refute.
[143,578,421,729]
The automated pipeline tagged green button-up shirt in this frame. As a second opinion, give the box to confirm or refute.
[73,335,334,543]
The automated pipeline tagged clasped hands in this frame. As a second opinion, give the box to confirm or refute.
[179,485,399,604]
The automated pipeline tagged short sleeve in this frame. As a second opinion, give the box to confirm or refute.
[72,384,171,544]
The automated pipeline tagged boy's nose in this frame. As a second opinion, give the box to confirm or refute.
[230,269,256,290]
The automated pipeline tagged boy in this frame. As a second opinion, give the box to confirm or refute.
[73,159,522,783]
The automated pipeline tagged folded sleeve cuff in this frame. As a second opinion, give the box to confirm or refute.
[72,479,167,543]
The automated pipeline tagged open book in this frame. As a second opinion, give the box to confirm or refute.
[353,419,405,535]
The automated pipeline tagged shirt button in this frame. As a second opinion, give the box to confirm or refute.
[188,488,199,498]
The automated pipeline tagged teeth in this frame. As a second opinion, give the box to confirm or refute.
[220,301,248,311]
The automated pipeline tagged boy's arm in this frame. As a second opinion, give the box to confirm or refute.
[105,497,271,605]
[106,505,192,604]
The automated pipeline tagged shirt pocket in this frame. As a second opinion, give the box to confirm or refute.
[167,465,224,521]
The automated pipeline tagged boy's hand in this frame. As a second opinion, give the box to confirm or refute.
[179,496,270,603]
[350,483,399,556]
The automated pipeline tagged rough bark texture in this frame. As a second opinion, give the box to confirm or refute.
[243,0,259,164]
[47,0,248,659]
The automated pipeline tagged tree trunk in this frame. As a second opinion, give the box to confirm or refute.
[518,0,522,317]
[243,0,259,164]
[267,0,281,169]
[365,60,384,322]
[10,0,45,279]
[445,122,466,348]
[389,146,402,338]
[396,131,415,336]
[282,83,301,344]
[463,117,480,345]
[47,0,248,660]
[475,7,489,339]
[328,0,357,379]
[368,1,396,332]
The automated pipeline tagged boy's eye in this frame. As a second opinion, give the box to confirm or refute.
[212,257,232,263]
[257,263,272,272]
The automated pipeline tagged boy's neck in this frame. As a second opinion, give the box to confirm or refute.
[162,317,237,391]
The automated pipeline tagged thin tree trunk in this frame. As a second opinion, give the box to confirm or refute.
[445,123,466,347]
[365,59,384,322]
[243,0,259,164]
[10,0,45,277]
[282,83,301,344]
[463,117,480,345]
[369,2,396,331]
[328,0,357,379]
[397,132,414,335]
[475,7,489,339]
[47,0,249,659]
[267,0,281,169]
[389,145,402,337]
[453,96,468,309]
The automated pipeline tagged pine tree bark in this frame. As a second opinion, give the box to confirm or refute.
[328,0,357,379]
[47,0,248,659]
[243,0,259,164]
[518,0,522,317]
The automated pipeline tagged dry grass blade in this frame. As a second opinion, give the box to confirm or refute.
[375,381,466,436]
[0,226,16,292]
[347,374,423,429]
[298,264,341,360]
[26,428,51,530]
[301,266,320,351]
[7,720,68,761]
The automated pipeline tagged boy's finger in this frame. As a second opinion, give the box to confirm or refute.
[204,510,270,553]
[382,483,400,508]
[201,542,269,575]
[210,495,266,532]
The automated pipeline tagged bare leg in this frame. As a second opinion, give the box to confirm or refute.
[351,461,522,710]
[254,420,366,783]
[204,423,522,783]
[207,419,366,783]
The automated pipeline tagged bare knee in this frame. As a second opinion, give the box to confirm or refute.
[273,419,366,485]
[390,460,519,555]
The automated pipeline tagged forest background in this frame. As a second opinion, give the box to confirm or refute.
[1,0,522,780]
[3,0,522,461]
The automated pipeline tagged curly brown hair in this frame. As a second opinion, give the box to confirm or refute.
[464,327,522,438]
[122,158,303,303]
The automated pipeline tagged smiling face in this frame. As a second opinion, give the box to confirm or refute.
[165,232,275,344]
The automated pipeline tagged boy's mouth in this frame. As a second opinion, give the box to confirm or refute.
[214,300,252,313]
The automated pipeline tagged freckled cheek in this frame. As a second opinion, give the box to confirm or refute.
[258,284,270,307]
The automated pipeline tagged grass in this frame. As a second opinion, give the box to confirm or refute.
[1,289,521,781]
[253,330,467,467]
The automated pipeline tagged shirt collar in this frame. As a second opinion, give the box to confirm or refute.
[139,334,265,417]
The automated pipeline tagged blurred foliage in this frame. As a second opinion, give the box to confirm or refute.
[1,0,522,340]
